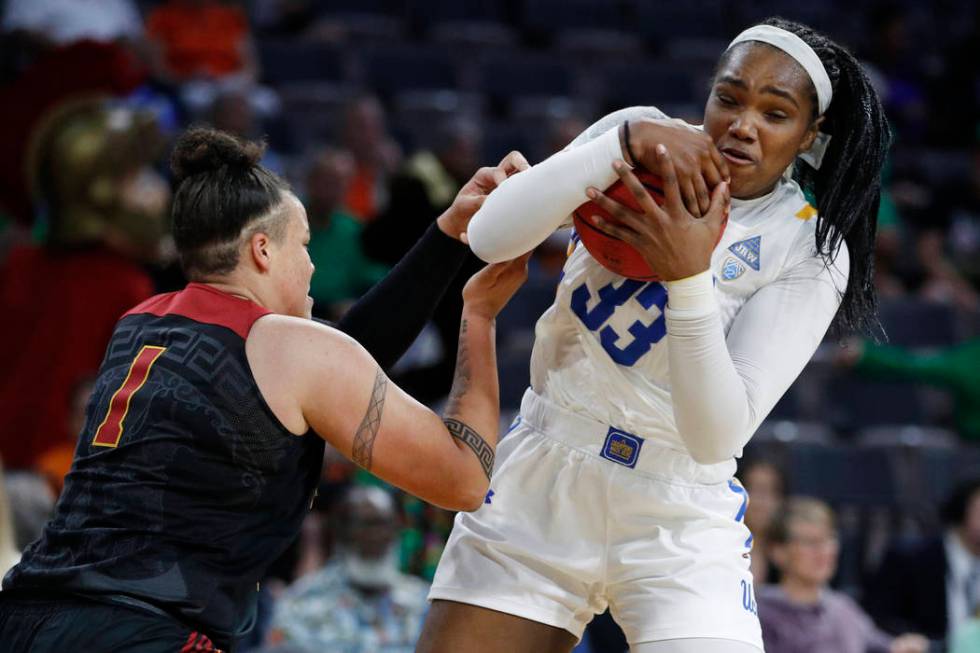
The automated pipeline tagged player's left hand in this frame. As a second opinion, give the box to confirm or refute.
[586,145,729,281]
[437,151,530,243]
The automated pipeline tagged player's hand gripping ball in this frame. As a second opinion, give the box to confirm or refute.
[572,167,728,281]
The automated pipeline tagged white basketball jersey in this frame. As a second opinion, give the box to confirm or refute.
[530,177,823,452]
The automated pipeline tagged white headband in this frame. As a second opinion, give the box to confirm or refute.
[727,25,833,115]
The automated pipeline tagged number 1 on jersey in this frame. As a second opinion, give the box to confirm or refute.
[92,345,167,448]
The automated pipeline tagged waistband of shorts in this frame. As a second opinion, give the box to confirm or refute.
[518,388,734,485]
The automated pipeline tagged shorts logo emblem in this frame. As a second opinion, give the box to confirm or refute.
[601,428,643,468]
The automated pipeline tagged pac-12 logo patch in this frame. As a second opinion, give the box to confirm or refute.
[728,236,761,271]
[721,257,745,281]
[601,427,644,468]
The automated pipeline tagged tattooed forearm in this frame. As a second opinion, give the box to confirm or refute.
[444,318,470,417]
[351,367,388,470]
[443,418,494,479]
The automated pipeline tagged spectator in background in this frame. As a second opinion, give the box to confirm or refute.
[342,95,401,222]
[145,0,258,85]
[34,376,94,497]
[267,486,429,653]
[867,477,980,644]
[2,472,54,553]
[2,0,142,48]
[303,147,388,320]
[738,457,788,585]
[364,117,482,261]
[836,338,980,441]
[0,99,167,470]
[0,460,21,578]
[860,3,929,143]
[932,142,980,296]
[758,497,929,653]
[209,87,285,175]
[362,117,485,403]
[145,0,282,120]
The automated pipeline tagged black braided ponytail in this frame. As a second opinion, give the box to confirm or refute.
[764,17,891,336]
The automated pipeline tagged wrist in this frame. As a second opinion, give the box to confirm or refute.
[619,118,649,168]
[664,270,715,313]
[619,121,639,167]
[436,210,461,240]
[461,304,496,323]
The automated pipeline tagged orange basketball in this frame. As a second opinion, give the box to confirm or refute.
[572,168,665,281]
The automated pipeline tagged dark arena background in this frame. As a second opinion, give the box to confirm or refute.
[0,1,978,652]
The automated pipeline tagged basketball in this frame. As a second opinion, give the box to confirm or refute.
[572,168,666,281]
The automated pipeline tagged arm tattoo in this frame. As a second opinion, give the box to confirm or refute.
[351,367,388,470]
[443,418,494,479]
[444,318,470,417]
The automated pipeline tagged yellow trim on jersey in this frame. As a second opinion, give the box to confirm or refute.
[795,203,817,221]
[92,345,167,448]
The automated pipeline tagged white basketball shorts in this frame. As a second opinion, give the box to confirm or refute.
[429,389,763,650]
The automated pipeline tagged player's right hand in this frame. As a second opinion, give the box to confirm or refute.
[626,118,729,217]
[461,253,533,320]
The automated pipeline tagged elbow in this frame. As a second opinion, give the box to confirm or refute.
[687,443,736,466]
[451,474,490,513]
[682,424,741,465]
[466,199,527,264]
[469,239,507,265]
[468,222,511,264]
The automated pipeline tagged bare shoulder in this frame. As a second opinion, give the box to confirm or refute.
[248,314,363,362]
[246,315,368,435]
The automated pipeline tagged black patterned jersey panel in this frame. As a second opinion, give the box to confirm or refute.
[3,284,325,644]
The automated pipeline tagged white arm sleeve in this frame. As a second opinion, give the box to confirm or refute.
[664,246,849,464]
[467,106,670,263]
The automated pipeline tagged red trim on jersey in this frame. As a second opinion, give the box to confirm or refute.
[179,632,220,652]
[92,345,167,447]
[124,283,271,340]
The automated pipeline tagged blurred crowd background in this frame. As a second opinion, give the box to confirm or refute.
[0,1,978,652]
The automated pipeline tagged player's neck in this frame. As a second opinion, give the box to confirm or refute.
[195,277,265,308]
[779,576,822,605]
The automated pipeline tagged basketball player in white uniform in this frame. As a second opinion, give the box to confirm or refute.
[419,19,891,653]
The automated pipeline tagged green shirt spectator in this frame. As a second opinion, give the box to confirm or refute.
[854,339,980,440]
[308,209,388,311]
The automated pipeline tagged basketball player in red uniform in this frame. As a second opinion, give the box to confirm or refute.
[0,128,530,652]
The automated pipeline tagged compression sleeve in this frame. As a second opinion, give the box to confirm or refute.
[664,247,849,464]
[337,223,471,371]
[467,126,627,263]
[466,106,674,263]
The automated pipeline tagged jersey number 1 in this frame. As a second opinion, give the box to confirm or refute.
[92,345,167,448]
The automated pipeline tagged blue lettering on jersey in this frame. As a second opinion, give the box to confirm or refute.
[728,236,761,271]
[600,427,643,468]
[570,279,667,366]
[741,579,758,615]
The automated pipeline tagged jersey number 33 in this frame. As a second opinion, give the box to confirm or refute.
[570,279,667,367]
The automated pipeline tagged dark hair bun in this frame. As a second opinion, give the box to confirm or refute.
[170,127,266,184]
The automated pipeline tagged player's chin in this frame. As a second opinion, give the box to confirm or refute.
[727,169,762,200]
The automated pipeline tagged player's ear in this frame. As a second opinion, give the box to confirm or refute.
[798,116,825,155]
[248,231,273,273]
